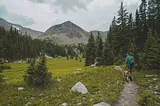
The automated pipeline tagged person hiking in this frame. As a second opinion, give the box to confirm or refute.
[125,53,134,81]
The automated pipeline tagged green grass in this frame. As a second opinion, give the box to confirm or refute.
[134,70,160,106]
[0,58,124,106]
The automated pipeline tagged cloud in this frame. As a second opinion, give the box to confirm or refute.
[0,0,141,32]
[6,13,35,26]
[0,5,7,17]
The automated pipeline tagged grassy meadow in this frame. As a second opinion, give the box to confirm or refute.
[134,70,160,105]
[0,57,124,106]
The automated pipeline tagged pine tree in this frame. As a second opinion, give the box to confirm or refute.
[95,35,103,66]
[24,59,36,85]
[143,30,159,69]
[102,39,114,66]
[85,32,96,66]
[117,2,128,30]
[135,9,142,49]
[139,0,148,49]
[24,53,52,87]
[146,32,160,69]
[148,0,160,34]
[95,34,103,58]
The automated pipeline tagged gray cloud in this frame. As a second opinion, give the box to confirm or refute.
[0,5,7,17]
[53,0,92,12]
[1,0,141,32]
[6,13,35,26]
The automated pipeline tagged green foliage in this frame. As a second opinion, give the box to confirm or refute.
[0,26,67,61]
[134,70,160,105]
[95,35,103,65]
[0,64,124,105]
[85,32,96,66]
[102,39,114,66]
[0,64,11,72]
[95,35,103,58]
[24,53,52,87]
[143,31,160,69]
[0,74,4,84]
[137,89,155,105]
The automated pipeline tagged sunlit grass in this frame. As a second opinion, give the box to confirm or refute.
[0,57,124,105]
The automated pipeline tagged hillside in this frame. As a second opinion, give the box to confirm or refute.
[0,18,43,38]
[39,21,90,44]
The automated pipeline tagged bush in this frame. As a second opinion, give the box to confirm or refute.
[0,65,11,72]
[0,74,4,84]
[114,59,123,65]
[24,53,52,87]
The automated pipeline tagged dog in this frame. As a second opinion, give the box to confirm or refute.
[122,68,132,82]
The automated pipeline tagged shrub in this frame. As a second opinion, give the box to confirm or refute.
[0,65,11,72]
[24,53,52,87]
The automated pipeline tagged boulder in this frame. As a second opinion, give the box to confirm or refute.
[114,66,122,71]
[93,102,111,106]
[71,82,89,94]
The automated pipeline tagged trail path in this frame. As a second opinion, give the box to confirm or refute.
[113,81,139,106]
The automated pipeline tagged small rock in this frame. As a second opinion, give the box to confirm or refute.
[114,66,122,71]
[116,80,119,86]
[73,71,80,74]
[56,79,61,82]
[18,87,24,91]
[82,97,86,100]
[149,86,152,89]
[2,77,8,80]
[25,102,31,106]
[71,82,89,94]
[153,78,158,81]
[76,68,82,71]
[154,86,159,91]
[78,103,81,105]
[145,75,157,78]
[30,97,34,100]
[39,93,43,96]
[154,91,160,95]
[93,102,111,106]
[90,99,94,101]
[61,103,67,106]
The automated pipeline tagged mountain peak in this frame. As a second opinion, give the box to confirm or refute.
[39,21,89,44]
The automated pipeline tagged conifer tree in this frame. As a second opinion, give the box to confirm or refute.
[95,34,103,66]
[146,33,160,69]
[102,39,114,66]
[85,32,95,66]
[139,0,148,49]
[24,53,52,87]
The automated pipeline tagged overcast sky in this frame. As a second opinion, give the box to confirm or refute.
[0,0,141,32]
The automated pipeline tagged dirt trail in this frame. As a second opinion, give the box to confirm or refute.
[113,81,139,106]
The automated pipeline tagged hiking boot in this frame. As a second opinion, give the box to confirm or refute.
[129,76,132,81]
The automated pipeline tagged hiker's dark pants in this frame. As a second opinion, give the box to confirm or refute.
[130,64,134,76]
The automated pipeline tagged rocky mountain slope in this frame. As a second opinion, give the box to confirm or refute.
[39,21,108,44]
[0,18,43,38]
[39,21,90,44]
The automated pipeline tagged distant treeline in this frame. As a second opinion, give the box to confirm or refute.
[0,26,83,62]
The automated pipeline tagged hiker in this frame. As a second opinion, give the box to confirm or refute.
[125,53,134,77]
